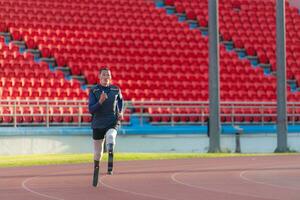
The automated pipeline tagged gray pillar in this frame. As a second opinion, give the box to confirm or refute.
[208,0,221,153]
[275,0,288,152]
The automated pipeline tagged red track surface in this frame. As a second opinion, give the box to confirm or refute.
[0,155,300,200]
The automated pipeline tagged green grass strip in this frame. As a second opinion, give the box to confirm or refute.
[0,153,299,168]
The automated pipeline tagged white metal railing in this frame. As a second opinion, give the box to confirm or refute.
[0,99,88,127]
[1,100,300,127]
[129,101,289,126]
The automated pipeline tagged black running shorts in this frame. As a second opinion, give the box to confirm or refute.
[92,122,119,140]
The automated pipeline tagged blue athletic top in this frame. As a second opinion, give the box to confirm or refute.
[88,84,124,129]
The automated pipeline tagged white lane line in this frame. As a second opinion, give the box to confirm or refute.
[240,170,300,191]
[171,172,278,200]
[99,161,273,200]
[21,162,185,200]
[170,161,300,200]
[20,161,197,200]
[20,158,298,200]
[22,177,64,200]
[98,161,241,200]
[101,160,300,200]
[100,176,178,200]
[21,166,88,200]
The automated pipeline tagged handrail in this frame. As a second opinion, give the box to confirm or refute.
[1,100,300,127]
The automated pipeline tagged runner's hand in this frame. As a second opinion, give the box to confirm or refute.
[99,91,108,104]
[118,113,123,120]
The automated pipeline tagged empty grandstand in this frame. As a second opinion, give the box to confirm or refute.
[0,0,300,130]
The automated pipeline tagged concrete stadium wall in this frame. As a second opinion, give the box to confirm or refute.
[0,134,299,155]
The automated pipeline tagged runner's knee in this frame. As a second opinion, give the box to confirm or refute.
[106,129,117,145]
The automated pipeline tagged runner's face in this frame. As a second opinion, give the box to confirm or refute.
[99,70,112,86]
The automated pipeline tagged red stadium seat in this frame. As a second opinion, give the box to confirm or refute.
[62,108,73,123]
[2,109,13,123]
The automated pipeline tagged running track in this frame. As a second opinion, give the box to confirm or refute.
[1,155,300,200]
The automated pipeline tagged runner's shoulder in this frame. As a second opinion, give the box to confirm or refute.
[90,85,100,93]
[110,85,120,91]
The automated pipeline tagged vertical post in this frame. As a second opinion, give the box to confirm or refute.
[171,102,174,126]
[46,100,49,128]
[275,0,288,152]
[235,132,241,153]
[291,103,294,125]
[208,0,221,152]
[141,102,144,126]
[13,100,17,128]
[78,102,82,127]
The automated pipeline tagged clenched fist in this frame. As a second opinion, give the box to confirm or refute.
[99,91,108,104]
[118,113,124,120]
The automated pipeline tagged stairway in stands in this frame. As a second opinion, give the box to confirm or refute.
[156,0,300,96]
